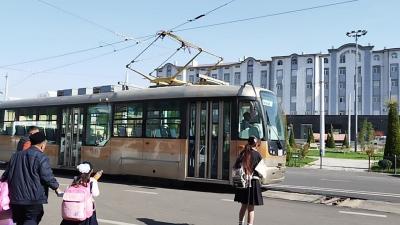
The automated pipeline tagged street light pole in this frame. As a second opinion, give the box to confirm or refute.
[346,29,367,152]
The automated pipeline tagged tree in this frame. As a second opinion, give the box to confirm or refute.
[342,131,349,149]
[366,121,375,144]
[289,124,296,148]
[384,100,400,159]
[358,119,368,150]
[326,127,336,148]
[306,128,314,144]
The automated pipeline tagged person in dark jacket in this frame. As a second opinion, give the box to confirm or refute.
[16,125,39,151]
[1,131,62,225]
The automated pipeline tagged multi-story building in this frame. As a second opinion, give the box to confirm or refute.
[156,43,400,118]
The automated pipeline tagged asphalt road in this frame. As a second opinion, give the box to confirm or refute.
[268,168,400,203]
[34,175,399,225]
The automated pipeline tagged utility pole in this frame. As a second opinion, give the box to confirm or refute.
[4,73,8,101]
[346,30,367,152]
[320,56,325,169]
[348,93,351,147]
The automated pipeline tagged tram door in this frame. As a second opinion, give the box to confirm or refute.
[58,107,83,167]
[187,101,231,180]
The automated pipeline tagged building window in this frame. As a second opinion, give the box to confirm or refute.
[223,73,230,83]
[234,72,241,85]
[324,82,328,89]
[324,68,329,76]
[235,65,240,68]
[373,80,380,87]
[261,62,268,66]
[340,53,346,63]
[291,96,296,102]
[324,58,329,64]
[339,67,346,75]
[224,66,230,70]
[260,70,268,89]
[392,53,398,59]
[339,111,345,115]
[306,96,312,102]
[391,64,398,73]
[306,68,313,76]
[306,83,312,89]
[373,96,379,103]
[339,97,345,103]
[339,82,345,89]
[374,55,380,61]
[166,65,172,77]
[276,84,282,90]
[247,72,253,82]
[189,68,194,71]
[277,60,283,66]
[307,58,313,64]
[291,69,297,76]
[189,75,195,83]
[291,83,296,90]
[324,96,328,102]
[391,80,398,87]
[291,57,297,65]
[276,69,283,78]
[211,74,218,79]
[373,66,381,74]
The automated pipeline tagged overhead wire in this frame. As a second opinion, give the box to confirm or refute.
[36,0,133,40]
[171,0,359,32]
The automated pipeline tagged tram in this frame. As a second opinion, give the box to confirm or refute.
[0,83,286,185]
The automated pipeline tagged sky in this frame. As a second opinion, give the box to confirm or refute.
[0,0,399,99]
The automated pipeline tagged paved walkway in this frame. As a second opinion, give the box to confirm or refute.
[307,157,377,172]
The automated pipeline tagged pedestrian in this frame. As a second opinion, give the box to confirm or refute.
[60,161,102,225]
[234,136,263,225]
[1,131,62,225]
[16,125,39,151]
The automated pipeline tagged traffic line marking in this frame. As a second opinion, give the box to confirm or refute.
[124,190,159,195]
[339,211,387,218]
[320,178,350,182]
[269,184,400,198]
[221,199,234,202]
[98,218,138,225]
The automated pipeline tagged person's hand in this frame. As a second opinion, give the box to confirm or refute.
[93,170,103,180]
[55,188,64,197]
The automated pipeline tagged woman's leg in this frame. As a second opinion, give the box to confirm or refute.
[247,205,255,225]
[239,204,247,225]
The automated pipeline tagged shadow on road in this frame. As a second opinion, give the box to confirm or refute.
[137,218,192,225]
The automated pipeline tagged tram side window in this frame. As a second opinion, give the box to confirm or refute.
[15,108,38,136]
[0,110,15,135]
[238,101,264,139]
[146,101,181,138]
[86,104,111,146]
[38,108,58,143]
[113,103,143,137]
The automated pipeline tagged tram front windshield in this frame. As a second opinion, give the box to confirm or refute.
[260,91,285,141]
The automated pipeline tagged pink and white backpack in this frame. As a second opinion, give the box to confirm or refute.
[61,183,93,221]
[0,182,10,212]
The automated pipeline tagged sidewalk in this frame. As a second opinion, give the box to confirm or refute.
[307,157,377,172]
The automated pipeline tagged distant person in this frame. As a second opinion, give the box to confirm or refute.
[240,112,251,131]
[16,126,39,151]
[1,132,62,225]
[234,136,263,225]
[61,161,102,225]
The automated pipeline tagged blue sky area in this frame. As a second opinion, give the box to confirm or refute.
[0,0,398,98]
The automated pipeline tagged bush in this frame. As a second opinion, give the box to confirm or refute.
[378,159,392,170]
[300,143,310,159]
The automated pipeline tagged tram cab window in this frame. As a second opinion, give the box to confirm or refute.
[86,104,111,146]
[238,101,264,139]
[0,110,15,135]
[113,103,143,137]
[146,101,181,138]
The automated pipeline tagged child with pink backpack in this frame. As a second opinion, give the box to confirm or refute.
[0,181,12,225]
[60,161,102,225]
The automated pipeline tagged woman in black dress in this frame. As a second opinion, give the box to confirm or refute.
[234,136,263,225]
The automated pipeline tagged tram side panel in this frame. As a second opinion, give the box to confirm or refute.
[0,136,17,162]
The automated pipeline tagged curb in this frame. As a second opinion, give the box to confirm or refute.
[263,190,400,215]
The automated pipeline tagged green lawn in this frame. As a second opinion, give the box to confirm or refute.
[286,157,317,167]
[307,149,383,160]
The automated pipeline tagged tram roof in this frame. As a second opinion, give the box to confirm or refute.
[0,85,274,109]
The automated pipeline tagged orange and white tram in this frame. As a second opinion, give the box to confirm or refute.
[0,84,286,184]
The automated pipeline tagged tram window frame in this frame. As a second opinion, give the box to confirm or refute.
[113,103,143,137]
[238,100,265,140]
[86,104,111,146]
[0,109,15,135]
[145,100,182,139]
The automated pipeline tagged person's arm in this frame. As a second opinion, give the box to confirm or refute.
[90,178,100,197]
[39,155,60,191]
[0,154,15,182]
